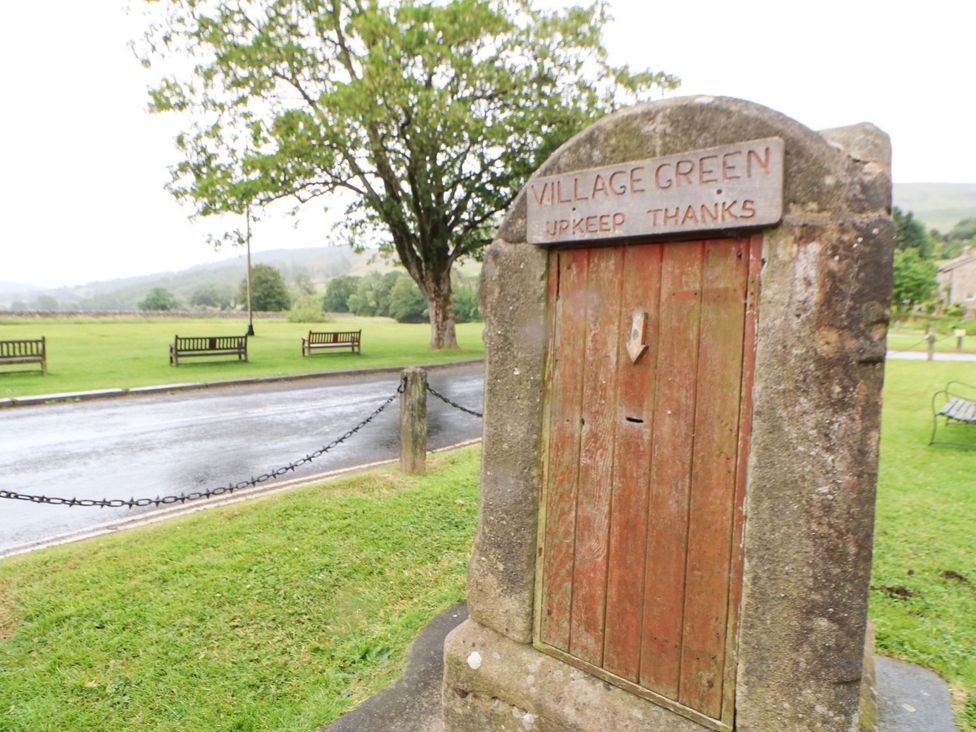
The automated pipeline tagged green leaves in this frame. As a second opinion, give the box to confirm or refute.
[138,287,180,311]
[242,264,291,311]
[894,206,936,259]
[892,248,938,309]
[139,0,677,346]
[892,206,939,310]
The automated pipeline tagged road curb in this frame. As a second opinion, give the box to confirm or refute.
[0,359,484,409]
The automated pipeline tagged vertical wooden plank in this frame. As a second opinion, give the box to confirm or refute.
[539,248,590,651]
[677,239,750,718]
[603,243,663,681]
[568,245,624,666]
[719,234,762,725]
[639,241,705,698]
[534,248,561,644]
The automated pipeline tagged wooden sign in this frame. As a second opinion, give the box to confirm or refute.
[527,138,784,245]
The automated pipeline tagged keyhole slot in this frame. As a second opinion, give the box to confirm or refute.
[625,416,645,424]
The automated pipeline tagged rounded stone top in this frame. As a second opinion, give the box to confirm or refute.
[496,96,890,243]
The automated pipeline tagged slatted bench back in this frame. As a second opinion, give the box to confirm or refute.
[0,339,45,358]
[174,336,246,352]
[308,331,360,344]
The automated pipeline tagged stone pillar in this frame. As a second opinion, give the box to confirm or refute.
[400,367,427,474]
[443,97,894,732]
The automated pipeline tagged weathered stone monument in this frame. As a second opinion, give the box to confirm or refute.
[442,96,894,730]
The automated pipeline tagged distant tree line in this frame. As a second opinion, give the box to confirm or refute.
[132,265,294,313]
[934,216,976,260]
[123,265,483,325]
[324,272,480,324]
[4,257,366,313]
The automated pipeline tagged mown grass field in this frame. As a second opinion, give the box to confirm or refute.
[0,316,485,399]
[0,361,974,730]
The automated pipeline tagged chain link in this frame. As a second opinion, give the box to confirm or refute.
[0,386,402,510]
[425,383,483,418]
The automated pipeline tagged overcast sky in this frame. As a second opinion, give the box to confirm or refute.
[2,0,973,288]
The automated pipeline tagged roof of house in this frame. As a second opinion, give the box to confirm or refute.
[938,252,976,274]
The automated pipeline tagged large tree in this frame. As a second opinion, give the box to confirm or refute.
[139,0,676,348]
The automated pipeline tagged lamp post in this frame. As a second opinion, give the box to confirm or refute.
[245,203,255,337]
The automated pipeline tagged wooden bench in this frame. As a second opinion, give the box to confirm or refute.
[302,330,361,356]
[0,337,46,374]
[931,381,976,447]
[170,335,248,366]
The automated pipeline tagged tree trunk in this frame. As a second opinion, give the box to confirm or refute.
[424,270,459,351]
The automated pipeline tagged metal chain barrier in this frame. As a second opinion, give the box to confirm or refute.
[426,383,483,418]
[0,385,403,510]
[898,334,945,351]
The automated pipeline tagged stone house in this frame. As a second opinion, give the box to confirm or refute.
[938,248,976,310]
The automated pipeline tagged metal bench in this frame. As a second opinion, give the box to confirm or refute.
[169,335,248,366]
[0,337,46,374]
[930,381,976,447]
[301,330,361,356]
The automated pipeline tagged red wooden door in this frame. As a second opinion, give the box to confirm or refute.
[535,236,760,730]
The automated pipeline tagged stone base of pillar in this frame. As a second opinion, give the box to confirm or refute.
[443,619,711,732]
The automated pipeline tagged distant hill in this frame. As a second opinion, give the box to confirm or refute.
[894,183,976,233]
[0,282,40,299]
[13,185,972,308]
[0,246,396,311]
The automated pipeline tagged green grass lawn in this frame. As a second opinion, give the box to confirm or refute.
[0,315,485,399]
[0,449,480,732]
[0,361,974,730]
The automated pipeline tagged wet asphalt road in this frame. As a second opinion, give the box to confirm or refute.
[0,362,484,555]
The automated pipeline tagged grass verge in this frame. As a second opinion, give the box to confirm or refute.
[0,449,480,731]
[871,361,976,728]
[0,315,484,399]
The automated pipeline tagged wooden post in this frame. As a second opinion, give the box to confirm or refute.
[926,333,937,361]
[956,329,966,352]
[400,367,427,473]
